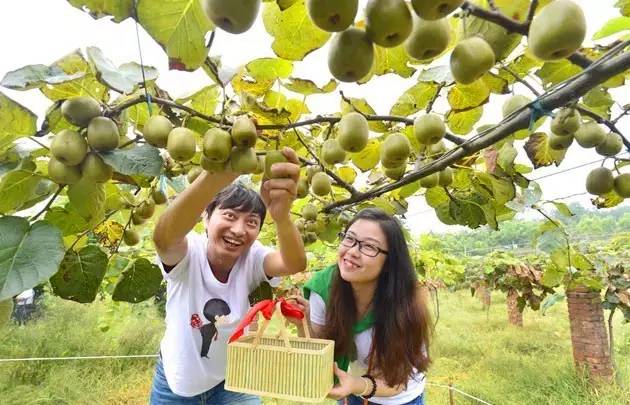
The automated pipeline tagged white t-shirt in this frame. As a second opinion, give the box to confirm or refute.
[309,292,425,405]
[156,231,277,397]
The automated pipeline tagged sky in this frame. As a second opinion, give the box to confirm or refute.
[0,0,628,234]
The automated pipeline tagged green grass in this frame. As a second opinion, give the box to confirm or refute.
[0,291,628,404]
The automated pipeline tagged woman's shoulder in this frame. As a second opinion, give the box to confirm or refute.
[303,264,337,300]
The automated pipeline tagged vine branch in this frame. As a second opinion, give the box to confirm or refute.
[30,185,64,221]
[323,46,630,212]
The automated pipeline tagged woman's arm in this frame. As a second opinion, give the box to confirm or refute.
[328,366,405,400]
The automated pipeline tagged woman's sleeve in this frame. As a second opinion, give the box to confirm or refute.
[309,291,327,326]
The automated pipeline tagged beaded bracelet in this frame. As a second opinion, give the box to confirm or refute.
[360,374,377,399]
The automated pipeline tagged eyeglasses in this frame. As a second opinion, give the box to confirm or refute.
[338,232,388,257]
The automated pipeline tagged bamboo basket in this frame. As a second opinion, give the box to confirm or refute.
[225,302,335,403]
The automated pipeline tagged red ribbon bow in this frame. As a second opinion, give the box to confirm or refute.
[229,298,303,343]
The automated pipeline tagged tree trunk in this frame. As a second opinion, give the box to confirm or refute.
[566,287,614,382]
[507,289,523,327]
[476,284,491,310]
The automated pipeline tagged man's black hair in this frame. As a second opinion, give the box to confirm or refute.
[204,183,266,228]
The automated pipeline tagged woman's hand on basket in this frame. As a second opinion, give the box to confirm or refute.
[327,363,366,400]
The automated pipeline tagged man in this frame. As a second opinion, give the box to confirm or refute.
[150,147,307,404]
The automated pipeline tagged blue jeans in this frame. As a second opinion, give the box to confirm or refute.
[339,392,425,405]
[150,357,261,404]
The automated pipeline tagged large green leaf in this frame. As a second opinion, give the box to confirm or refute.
[101,144,164,176]
[536,60,582,88]
[0,170,43,214]
[246,58,294,81]
[263,0,330,61]
[0,91,37,151]
[0,217,65,301]
[361,46,416,83]
[350,139,380,172]
[112,257,162,303]
[176,85,221,116]
[446,107,483,135]
[389,82,438,117]
[523,132,567,168]
[282,77,337,95]
[87,47,158,94]
[0,64,84,90]
[425,187,450,208]
[581,88,614,119]
[68,179,106,224]
[137,0,213,71]
[593,16,630,39]
[66,0,133,22]
[616,0,630,16]
[447,81,490,111]
[50,245,109,303]
[40,50,109,102]
[44,205,90,236]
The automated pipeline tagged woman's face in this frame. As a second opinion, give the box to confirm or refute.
[337,219,388,284]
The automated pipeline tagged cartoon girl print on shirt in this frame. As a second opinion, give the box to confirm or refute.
[190,298,231,357]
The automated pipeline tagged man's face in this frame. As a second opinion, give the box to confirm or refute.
[205,207,262,264]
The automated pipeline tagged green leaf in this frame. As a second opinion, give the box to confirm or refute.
[232,68,275,97]
[335,166,357,184]
[101,144,164,177]
[137,0,212,71]
[497,142,517,174]
[541,292,565,315]
[68,179,106,224]
[283,77,337,95]
[551,201,574,217]
[523,132,567,169]
[449,197,486,229]
[445,107,483,135]
[481,72,509,94]
[263,0,330,61]
[341,98,387,132]
[246,58,293,82]
[536,60,582,88]
[40,50,109,102]
[425,187,450,208]
[616,0,630,16]
[50,245,108,303]
[447,81,490,111]
[389,82,438,117]
[0,91,37,151]
[435,204,457,225]
[593,16,630,39]
[581,88,614,119]
[44,206,90,236]
[112,257,162,303]
[0,217,65,301]
[66,0,133,22]
[87,47,158,94]
[500,53,541,80]
[363,45,416,82]
[542,264,566,288]
[0,170,42,214]
[0,64,84,90]
[351,139,380,172]
[176,85,221,116]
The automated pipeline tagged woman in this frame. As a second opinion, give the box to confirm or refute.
[292,208,432,405]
